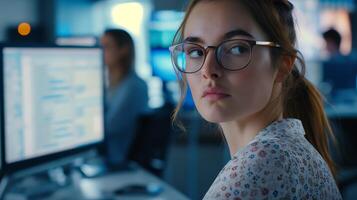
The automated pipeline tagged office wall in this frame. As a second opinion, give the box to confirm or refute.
[0,0,39,42]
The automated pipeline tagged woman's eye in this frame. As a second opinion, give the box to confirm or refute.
[230,45,249,55]
[187,49,204,58]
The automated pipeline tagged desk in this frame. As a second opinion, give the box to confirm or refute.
[4,167,189,200]
[325,104,357,118]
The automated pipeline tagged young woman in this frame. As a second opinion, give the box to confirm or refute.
[101,29,148,166]
[169,0,342,199]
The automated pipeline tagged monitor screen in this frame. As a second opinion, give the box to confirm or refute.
[322,60,357,93]
[150,47,177,82]
[2,46,104,164]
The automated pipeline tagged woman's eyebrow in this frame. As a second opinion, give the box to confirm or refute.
[182,29,254,43]
[224,29,254,39]
[183,36,203,43]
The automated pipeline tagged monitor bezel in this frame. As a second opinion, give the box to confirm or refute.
[0,43,106,174]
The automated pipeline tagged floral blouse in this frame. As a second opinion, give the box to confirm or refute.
[203,118,342,200]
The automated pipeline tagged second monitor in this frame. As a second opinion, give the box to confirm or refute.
[1,45,105,171]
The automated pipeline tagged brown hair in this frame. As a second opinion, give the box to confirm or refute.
[171,0,337,178]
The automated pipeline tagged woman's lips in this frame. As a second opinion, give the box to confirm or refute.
[202,88,231,101]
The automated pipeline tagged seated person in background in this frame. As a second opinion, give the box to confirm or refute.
[321,28,357,101]
[101,29,149,166]
[170,0,342,199]
[322,28,343,60]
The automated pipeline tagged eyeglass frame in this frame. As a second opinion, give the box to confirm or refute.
[169,39,281,74]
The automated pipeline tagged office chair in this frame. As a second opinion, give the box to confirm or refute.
[330,118,357,198]
[127,104,174,177]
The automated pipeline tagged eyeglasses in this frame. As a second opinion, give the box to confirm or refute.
[169,39,280,73]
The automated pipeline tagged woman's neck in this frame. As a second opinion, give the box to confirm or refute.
[221,113,282,157]
[220,82,284,157]
[109,73,124,88]
[108,66,130,89]
[220,96,283,157]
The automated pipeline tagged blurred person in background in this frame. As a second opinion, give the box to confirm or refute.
[170,0,342,199]
[101,29,149,167]
[321,27,357,101]
[323,28,343,59]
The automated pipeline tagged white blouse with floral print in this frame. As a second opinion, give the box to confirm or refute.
[203,118,342,200]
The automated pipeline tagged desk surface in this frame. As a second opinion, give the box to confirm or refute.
[4,167,189,200]
[325,103,357,118]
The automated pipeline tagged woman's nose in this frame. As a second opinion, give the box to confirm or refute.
[201,49,222,79]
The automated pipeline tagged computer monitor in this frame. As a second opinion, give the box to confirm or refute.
[150,47,177,82]
[0,44,105,172]
[150,47,196,109]
[322,60,357,94]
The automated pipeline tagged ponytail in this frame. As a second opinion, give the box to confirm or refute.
[283,63,337,178]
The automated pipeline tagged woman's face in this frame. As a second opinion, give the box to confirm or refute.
[184,0,279,123]
[101,34,126,69]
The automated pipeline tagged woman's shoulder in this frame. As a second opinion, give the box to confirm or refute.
[204,138,290,199]
[231,118,307,167]
[232,137,289,171]
[218,137,290,184]
[205,136,341,199]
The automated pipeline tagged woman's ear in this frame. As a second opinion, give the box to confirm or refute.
[275,55,295,83]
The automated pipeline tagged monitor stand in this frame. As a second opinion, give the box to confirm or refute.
[4,167,72,199]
